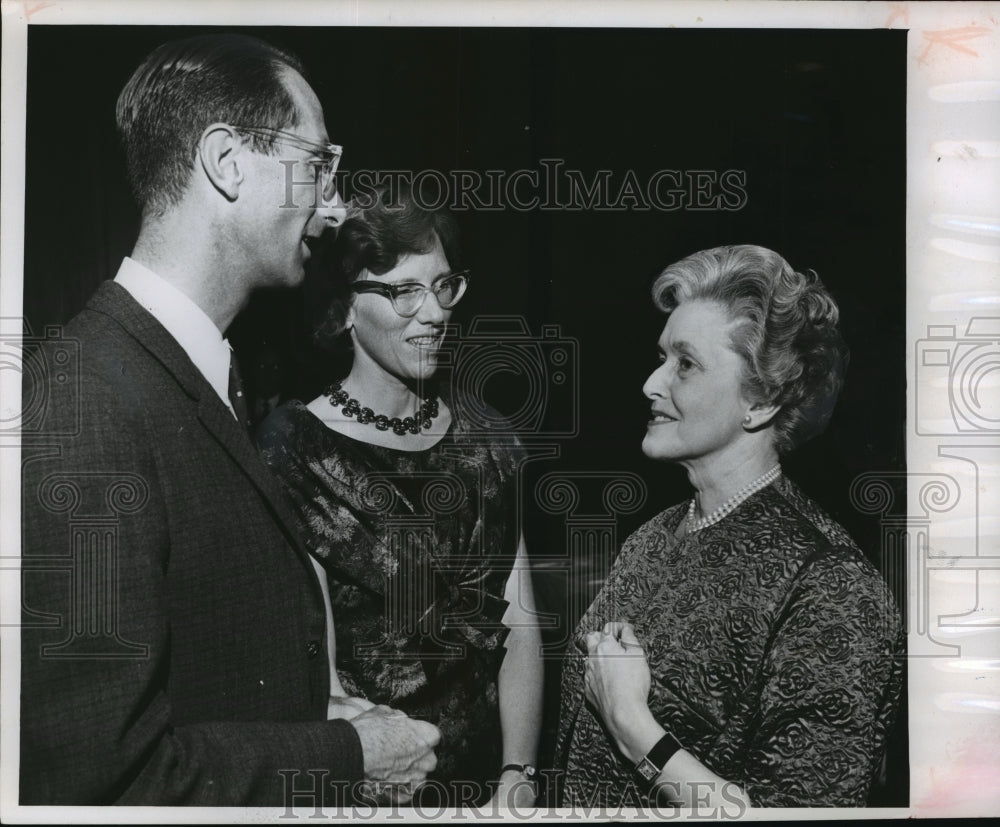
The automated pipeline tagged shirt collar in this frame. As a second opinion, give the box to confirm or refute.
[114,257,234,413]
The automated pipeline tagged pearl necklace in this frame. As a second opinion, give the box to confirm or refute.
[686,464,781,533]
[325,381,439,436]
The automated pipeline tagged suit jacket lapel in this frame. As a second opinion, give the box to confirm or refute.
[86,282,314,567]
[193,389,314,556]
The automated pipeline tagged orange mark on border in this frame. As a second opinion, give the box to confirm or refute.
[24,1,55,20]
[884,3,909,28]
[918,26,994,65]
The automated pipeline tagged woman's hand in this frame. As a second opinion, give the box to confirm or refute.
[582,621,661,763]
[327,694,376,721]
[486,768,538,810]
[583,621,651,713]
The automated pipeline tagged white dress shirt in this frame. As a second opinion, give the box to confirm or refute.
[114,257,239,420]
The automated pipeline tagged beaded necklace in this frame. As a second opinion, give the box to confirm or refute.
[686,464,781,533]
[325,381,439,436]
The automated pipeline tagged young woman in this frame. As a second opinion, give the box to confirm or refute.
[259,184,542,807]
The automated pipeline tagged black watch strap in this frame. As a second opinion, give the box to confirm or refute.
[501,763,537,780]
[634,732,684,787]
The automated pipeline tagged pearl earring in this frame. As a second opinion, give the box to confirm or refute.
[742,414,752,426]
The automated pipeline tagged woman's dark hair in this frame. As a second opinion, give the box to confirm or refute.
[652,244,848,454]
[311,182,461,349]
[116,33,307,216]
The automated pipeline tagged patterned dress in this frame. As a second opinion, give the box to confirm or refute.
[258,397,524,799]
[554,476,904,807]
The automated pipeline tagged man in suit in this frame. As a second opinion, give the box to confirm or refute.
[20,33,438,806]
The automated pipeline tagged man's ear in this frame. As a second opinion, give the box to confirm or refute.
[197,124,244,201]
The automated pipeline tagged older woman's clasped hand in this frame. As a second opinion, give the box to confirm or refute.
[582,623,655,752]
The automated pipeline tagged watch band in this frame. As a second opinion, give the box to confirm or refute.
[634,732,684,787]
[501,763,537,780]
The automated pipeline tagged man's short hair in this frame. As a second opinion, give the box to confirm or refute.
[116,33,308,216]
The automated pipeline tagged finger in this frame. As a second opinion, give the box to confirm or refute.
[619,623,641,645]
[396,771,430,790]
[378,781,413,805]
[357,705,389,719]
[595,635,625,656]
[414,751,437,773]
[393,789,415,805]
[413,720,441,746]
[379,704,408,717]
[605,620,632,639]
[584,630,601,653]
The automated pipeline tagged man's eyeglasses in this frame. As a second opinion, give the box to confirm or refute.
[350,272,470,317]
[233,125,343,202]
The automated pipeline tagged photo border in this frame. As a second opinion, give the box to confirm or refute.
[3,0,998,821]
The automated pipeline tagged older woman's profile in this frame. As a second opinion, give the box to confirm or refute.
[555,244,904,808]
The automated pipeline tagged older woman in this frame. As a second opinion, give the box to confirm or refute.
[554,245,904,808]
[258,185,542,806]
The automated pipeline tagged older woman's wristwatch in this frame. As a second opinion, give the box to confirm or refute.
[634,732,684,786]
[501,763,538,781]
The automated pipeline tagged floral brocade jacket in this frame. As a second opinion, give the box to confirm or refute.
[554,477,905,807]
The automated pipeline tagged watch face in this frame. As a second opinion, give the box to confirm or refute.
[636,758,658,782]
[523,764,537,778]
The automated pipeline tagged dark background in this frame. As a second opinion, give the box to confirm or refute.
[23,25,907,803]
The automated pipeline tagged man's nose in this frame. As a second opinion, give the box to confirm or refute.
[318,192,348,227]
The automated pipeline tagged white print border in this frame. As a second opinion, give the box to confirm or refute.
[2,0,999,823]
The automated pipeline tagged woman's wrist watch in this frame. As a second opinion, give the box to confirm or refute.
[634,732,684,787]
[501,763,538,782]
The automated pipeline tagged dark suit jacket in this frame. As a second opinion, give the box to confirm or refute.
[20,282,363,805]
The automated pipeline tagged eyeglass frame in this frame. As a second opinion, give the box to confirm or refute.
[349,271,471,317]
[232,125,343,203]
